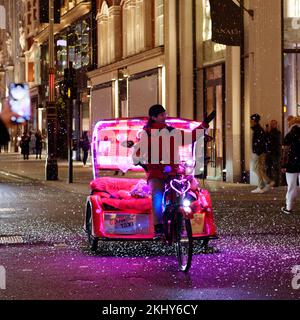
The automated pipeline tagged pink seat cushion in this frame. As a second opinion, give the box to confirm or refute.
[90,177,144,193]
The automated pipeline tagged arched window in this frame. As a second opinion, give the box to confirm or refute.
[155,0,164,46]
[122,0,151,57]
[97,1,122,67]
[97,1,109,66]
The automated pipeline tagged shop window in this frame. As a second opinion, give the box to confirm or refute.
[155,0,164,46]
[67,19,90,70]
[28,62,35,82]
[56,36,68,76]
[283,0,300,131]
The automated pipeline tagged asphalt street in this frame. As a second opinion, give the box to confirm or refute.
[0,160,299,300]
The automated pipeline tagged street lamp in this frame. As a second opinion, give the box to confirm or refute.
[45,0,58,180]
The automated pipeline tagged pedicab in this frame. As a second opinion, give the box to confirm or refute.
[84,117,217,272]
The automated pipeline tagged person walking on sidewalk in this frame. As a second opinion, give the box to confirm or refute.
[250,113,274,193]
[29,131,36,155]
[281,116,300,214]
[265,120,282,187]
[35,130,43,159]
[80,131,90,166]
[0,102,18,147]
[20,132,30,160]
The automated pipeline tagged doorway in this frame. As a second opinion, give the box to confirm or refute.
[204,64,226,180]
[284,52,300,134]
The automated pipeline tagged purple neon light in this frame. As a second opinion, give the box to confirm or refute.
[92,117,203,179]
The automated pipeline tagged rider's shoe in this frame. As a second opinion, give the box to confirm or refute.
[153,224,164,239]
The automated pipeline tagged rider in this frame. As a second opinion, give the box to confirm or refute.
[133,104,208,237]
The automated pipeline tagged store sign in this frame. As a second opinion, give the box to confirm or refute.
[209,0,242,46]
[0,5,6,30]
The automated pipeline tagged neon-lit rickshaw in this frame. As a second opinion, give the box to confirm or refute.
[83,117,217,271]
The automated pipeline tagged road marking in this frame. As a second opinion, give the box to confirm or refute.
[0,236,24,245]
[0,208,15,212]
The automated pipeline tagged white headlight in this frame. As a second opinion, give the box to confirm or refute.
[183,199,191,207]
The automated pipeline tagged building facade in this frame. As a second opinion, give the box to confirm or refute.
[9,0,297,182]
[31,0,96,157]
[88,0,165,132]
[0,0,26,151]
[87,0,298,184]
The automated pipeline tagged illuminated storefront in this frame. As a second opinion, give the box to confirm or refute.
[202,0,226,181]
[283,0,300,133]
[55,16,92,134]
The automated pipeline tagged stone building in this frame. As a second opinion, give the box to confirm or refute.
[88,0,298,184]
[0,0,26,151]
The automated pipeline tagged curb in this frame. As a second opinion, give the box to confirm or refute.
[0,169,89,196]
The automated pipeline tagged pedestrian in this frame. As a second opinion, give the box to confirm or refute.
[0,102,18,147]
[20,132,30,160]
[281,116,300,214]
[29,131,36,154]
[35,130,43,159]
[250,113,274,193]
[80,131,90,166]
[265,119,282,187]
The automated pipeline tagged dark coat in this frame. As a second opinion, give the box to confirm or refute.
[282,125,300,173]
[80,137,90,152]
[251,124,267,156]
[35,134,43,150]
[0,119,10,146]
[266,128,281,157]
[20,135,30,154]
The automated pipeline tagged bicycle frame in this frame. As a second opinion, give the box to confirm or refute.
[162,171,192,245]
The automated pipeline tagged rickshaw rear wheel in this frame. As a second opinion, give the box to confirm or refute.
[86,203,99,252]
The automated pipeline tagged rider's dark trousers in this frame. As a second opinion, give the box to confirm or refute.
[148,178,165,225]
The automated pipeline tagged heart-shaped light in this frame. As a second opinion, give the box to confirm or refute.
[170,179,191,195]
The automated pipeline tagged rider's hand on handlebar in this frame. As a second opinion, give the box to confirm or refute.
[197,121,209,130]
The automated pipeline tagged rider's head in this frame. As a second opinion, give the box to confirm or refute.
[148,104,166,124]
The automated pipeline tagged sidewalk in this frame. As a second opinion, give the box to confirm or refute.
[0,152,289,199]
[0,152,146,195]
[0,153,92,195]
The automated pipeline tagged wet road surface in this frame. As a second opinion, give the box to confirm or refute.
[0,173,300,300]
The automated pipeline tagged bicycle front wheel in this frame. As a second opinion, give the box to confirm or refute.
[174,215,193,272]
